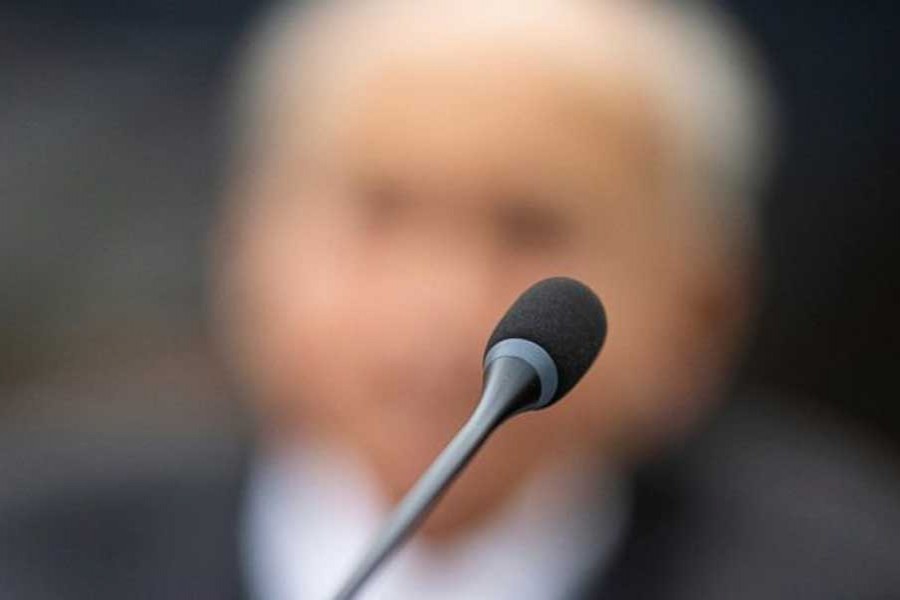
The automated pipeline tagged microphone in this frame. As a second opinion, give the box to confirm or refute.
[332,277,607,599]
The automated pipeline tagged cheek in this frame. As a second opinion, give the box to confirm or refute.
[562,255,703,448]
[238,210,381,422]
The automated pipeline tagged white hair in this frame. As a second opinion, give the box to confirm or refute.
[228,0,776,255]
[645,0,777,254]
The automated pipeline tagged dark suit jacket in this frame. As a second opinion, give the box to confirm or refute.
[2,395,899,599]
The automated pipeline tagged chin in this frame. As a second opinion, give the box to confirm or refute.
[358,429,442,498]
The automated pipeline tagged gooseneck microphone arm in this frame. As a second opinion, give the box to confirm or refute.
[331,356,540,600]
[333,277,607,599]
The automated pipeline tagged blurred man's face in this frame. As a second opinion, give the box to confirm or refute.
[223,34,738,533]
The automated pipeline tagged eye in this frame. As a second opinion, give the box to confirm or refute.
[493,200,570,253]
[353,176,410,232]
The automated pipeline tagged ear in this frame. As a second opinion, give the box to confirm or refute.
[208,169,281,327]
[207,190,244,325]
[687,236,761,380]
[206,178,270,381]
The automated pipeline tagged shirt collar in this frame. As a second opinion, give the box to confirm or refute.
[243,439,628,600]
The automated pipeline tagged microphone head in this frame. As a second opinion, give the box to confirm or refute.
[484,277,607,407]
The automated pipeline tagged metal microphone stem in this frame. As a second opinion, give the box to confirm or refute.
[331,356,539,600]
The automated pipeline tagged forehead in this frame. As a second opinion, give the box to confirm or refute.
[292,44,665,199]
[247,0,679,220]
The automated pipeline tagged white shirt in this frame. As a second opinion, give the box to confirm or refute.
[243,441,627,600]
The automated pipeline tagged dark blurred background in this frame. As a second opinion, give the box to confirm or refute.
[1,1,898,451]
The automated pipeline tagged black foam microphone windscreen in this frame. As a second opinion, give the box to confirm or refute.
[484,277,607,405]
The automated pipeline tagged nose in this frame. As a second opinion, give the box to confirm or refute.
[411,241,494,338]
[374,234,498,371]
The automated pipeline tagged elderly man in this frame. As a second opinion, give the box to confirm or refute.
[3,1,900,599]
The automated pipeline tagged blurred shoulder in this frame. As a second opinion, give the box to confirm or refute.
[0,423,251,600]
[630,391,900,599]
[692,392,900,534]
